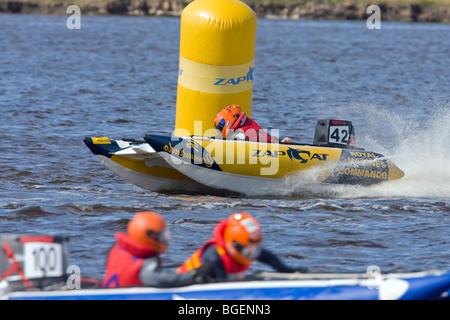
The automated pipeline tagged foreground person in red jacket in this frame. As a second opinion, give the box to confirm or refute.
[177,213,304,281]
[214,104,292,143]
[102,211,212,288]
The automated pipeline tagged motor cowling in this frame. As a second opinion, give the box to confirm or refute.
[313,119,356,148]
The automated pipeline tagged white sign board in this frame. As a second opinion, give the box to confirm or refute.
[328,125,351,146]
[23,242,63,279]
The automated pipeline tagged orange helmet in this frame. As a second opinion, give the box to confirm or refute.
[214,104,242,139]
[223,213,263,266]
[128,211,170,254]
[228,104,242,117]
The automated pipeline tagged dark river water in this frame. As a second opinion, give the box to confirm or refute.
[0,14,449,281]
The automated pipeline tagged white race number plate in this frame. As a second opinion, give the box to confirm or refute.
[328,125,351,146]
[23,242,63,279]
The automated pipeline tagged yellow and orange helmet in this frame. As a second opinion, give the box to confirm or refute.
[214,104,242,139]
[223,213,263,266]
[128,211,170,254]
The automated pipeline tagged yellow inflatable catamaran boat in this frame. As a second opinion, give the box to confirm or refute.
[84,119,404,196]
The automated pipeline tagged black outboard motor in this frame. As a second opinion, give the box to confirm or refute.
[313,119,356,148]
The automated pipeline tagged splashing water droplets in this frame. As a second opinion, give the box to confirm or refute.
[278,102,450,199]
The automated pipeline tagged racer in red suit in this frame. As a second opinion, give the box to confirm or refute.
[214,104,292,143]
[177,213,305,281]
[102,211,212,288]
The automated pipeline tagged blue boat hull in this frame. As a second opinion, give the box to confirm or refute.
[4,271,450,300]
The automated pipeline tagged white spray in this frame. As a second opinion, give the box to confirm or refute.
[277,102,450,199]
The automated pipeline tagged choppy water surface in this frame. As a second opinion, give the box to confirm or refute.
[0,15,449,279]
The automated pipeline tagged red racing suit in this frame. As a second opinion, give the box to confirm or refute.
[177,220,250,280]
[102,232,159,288]
[177,221,300,280]
[228,112,274,143]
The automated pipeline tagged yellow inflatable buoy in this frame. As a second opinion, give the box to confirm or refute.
[175,0,257,136]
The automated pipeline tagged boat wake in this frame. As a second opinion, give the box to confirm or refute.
[276,104,450,199]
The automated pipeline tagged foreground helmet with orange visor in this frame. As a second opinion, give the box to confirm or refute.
[223,213,263,266]
[214,104,243,139]
[128,211,171,254]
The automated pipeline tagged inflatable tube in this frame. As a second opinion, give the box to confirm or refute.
[175,0,257,136]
